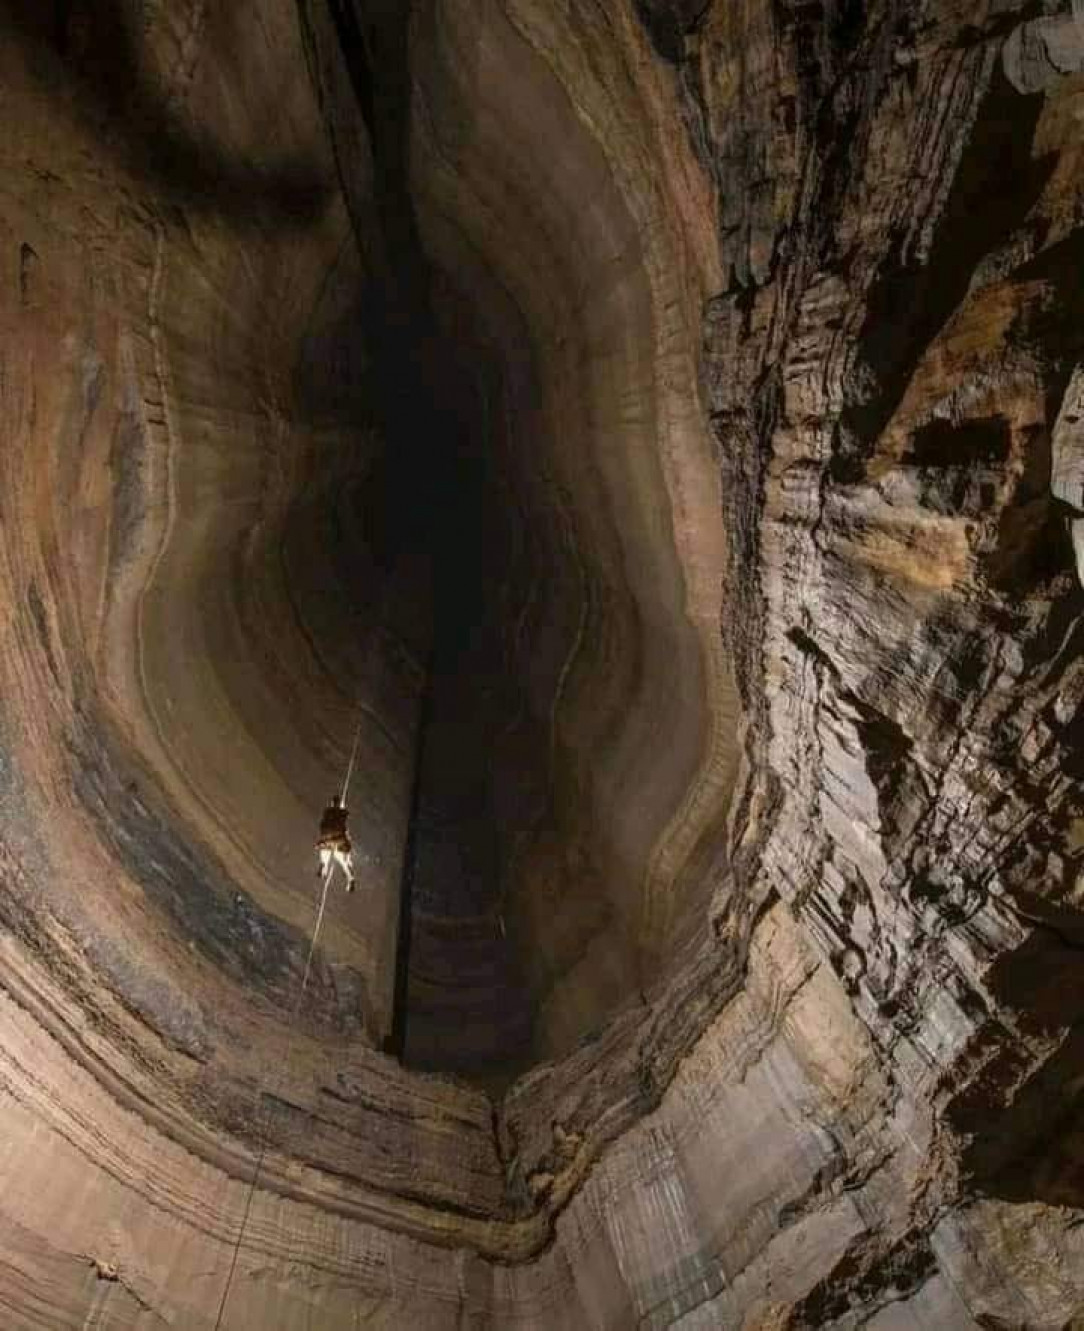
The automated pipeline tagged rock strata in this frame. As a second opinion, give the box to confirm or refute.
[0,0,1082,1327]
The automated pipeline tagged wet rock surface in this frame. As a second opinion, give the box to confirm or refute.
[0,0,1082,1326]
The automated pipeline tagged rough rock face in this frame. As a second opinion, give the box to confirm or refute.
[0,0,1083,1327]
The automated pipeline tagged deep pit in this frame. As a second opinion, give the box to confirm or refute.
[2,1,1084,1327]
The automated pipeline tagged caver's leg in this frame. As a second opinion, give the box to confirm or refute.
[335,847,356,892]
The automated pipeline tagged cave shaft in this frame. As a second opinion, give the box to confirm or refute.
[0,0,1083,1327]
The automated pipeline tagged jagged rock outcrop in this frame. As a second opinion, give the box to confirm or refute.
[0,0,1082,1326]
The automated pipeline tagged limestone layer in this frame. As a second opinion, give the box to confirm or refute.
[0,1,1082,1328]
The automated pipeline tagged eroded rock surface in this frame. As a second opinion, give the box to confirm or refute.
[0,0,1082,1327]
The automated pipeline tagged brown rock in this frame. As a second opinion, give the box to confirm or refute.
[0,0,1082,1326]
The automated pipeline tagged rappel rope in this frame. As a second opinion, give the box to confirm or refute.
[340,710,363,805]
[301,719,363,996]
[212,710,366,1331]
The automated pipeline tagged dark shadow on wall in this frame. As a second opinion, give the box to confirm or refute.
[633,0,711,63]
[953,923,1084,1209]
[950,611,1084,1209]
[0,0,332,229]
[836,65,1057,482]
[284,0,536,1075]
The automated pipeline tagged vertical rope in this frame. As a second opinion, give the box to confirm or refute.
[213,709,366,1329]
[301,866,335,996]
[340,713,363,805]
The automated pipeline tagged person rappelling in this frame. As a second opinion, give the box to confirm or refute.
[316,794,356,891]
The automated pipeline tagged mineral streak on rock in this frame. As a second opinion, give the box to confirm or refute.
[0,0,1082,1326]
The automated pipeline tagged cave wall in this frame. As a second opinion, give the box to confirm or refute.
[0,0,418,1069]
[405,0,741,1069]
[0,0,1083,1328]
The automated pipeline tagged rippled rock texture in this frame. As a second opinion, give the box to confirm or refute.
[1,0,1083,1326]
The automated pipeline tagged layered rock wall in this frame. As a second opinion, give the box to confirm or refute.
[0,0,1083,1327]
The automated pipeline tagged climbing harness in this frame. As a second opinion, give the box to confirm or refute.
[212,709,365,1331]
